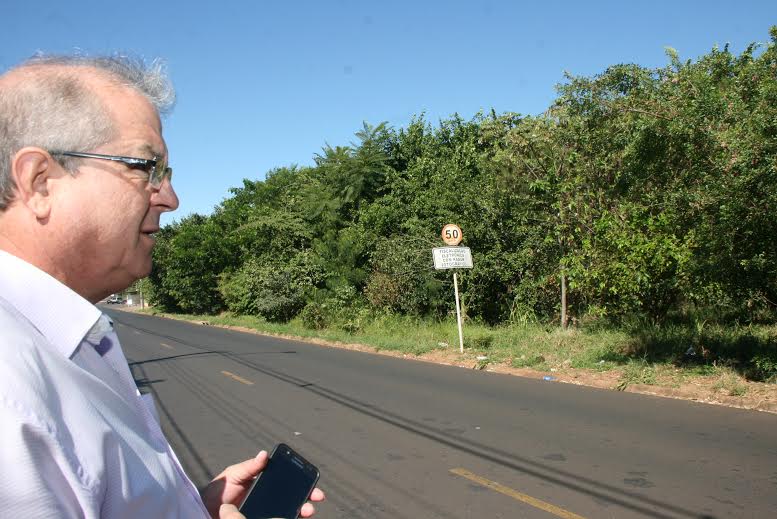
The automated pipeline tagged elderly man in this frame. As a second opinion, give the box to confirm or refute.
[0,56,323,518]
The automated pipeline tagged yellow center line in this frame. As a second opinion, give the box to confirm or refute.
[450,468,587,519]
[160,342,174,350]
[221,371,255,386]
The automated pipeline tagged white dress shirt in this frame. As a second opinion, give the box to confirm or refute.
[0,251,210,518]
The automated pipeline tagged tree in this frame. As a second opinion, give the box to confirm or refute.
[150,214,231,314]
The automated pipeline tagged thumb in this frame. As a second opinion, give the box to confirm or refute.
[225,450,269,484]
[219,503,244,519]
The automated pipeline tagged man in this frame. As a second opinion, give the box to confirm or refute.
[0,55,324,518]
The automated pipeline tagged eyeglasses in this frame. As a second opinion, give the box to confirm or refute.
[51,151,172,189]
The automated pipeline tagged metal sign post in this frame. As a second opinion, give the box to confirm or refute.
[433,224,473,354]
[453,272,464,353]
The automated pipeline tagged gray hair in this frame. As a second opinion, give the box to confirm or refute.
[0,54,176,210]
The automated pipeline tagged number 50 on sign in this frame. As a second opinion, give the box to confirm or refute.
[441,223,463,246]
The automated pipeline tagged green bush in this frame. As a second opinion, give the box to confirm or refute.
[300,302,330,330]
[219,252,324,322]
[364,235,446,316]
[340,318,362,334]
[751,352,777,382]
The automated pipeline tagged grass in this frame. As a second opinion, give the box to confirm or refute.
[713,371,749,397]
[616,359,658,391]
[140,307,777,386]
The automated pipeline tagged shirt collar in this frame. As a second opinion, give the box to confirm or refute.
[84,313,115,356]
[0,250,102,359]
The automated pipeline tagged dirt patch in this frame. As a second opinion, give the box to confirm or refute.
[120,307,777,414]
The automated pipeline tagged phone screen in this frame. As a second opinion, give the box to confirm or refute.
[239,444,320,519]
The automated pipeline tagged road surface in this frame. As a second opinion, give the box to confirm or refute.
[106,309,777,518]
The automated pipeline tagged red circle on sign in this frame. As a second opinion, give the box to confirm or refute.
[441,224,463,246]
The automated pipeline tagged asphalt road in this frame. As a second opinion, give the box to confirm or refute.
[105,308,777,519]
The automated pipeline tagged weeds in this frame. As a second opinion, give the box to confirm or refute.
[616,359,657,391]
[712,368,749,397]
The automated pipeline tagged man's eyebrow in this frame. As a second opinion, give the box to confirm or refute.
[133,143,164,158]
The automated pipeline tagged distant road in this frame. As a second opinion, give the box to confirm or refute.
[106,308,777,519]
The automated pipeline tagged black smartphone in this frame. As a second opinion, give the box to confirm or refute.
[238,443,320,519]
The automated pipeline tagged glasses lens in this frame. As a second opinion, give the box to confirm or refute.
[149,160,172,189]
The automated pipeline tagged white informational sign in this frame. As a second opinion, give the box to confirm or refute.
[433,247,473,270]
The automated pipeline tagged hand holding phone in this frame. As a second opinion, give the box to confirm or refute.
[238,444,320,519]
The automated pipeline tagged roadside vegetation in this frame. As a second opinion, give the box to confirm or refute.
[134,28,777,395]
[140,304,777,399]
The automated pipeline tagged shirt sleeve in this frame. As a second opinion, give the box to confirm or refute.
[0,397,100,519]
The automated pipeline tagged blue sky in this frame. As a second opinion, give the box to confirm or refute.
[2,1,775,224]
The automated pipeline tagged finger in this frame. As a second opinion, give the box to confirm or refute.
[309,488,326,502]
[225,451,269,484]
[219,503,245,519]
[299,502,316,518]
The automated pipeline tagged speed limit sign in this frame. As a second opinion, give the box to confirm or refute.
[441,224,463,246]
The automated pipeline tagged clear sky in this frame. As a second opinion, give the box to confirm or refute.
[2,1,775,224]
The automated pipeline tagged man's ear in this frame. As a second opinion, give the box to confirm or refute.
[11,147,58,219]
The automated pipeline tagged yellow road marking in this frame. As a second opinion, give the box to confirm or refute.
[450,468,586,519]
[160,342,174,350]
[221,371,254,385]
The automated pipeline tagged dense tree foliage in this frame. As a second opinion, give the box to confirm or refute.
[150,29,777,338]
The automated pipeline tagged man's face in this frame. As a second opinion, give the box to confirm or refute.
[54,80,179,299]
